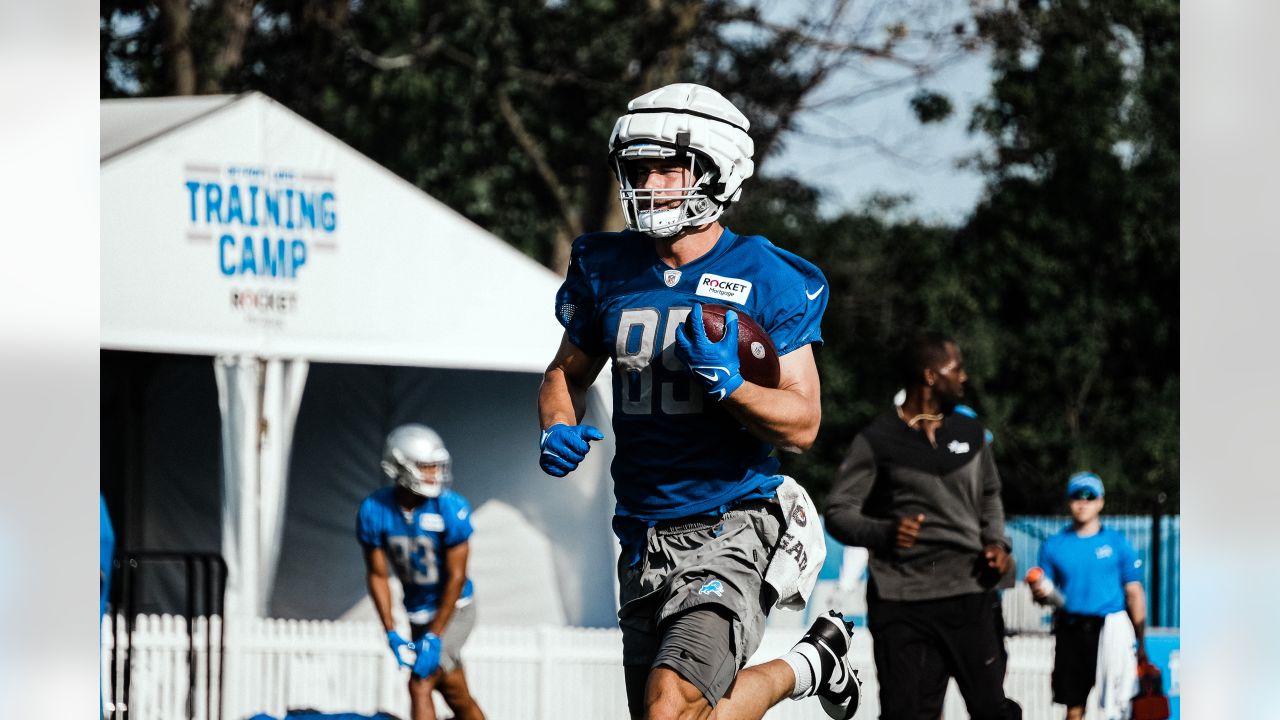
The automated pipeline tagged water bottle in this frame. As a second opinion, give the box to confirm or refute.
[1025,566,1065,608]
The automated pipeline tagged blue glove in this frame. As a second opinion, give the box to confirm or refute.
[411,631,443,678]
[386,630,414,669]
[674,303,744,401]
[539,423,604,477]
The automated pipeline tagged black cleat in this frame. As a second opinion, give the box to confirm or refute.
[794,610,862,719]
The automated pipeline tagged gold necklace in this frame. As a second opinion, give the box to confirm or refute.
[897,405,944,429]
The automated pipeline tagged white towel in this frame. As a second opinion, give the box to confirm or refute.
[1094,610,1138,720]
[764,476,827,611]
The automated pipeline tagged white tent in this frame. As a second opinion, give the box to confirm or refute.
[101,92,618,626]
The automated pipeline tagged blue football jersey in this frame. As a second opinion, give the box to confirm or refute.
[555,227,828,520]
[356,487,475,617]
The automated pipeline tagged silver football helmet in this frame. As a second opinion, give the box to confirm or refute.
[381,424,452,498]
[608,83,755,238]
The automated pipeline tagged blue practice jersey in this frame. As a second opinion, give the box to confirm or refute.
[555,227,828,520]
[356,487,474,618]
[1039,525,1143,616]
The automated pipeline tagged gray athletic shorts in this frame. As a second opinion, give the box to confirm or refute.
[411,599,477,673]
[617,500,784,709]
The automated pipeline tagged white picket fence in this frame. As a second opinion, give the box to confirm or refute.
[1003,581,1056,634]
[103,610,1078,720]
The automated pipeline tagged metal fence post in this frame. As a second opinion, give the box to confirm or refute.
[1151,492,1166,627]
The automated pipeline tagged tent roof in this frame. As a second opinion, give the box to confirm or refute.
[100,92,568,373]
[101,94,240,161]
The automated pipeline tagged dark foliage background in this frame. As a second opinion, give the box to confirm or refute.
[102,0,1178,513]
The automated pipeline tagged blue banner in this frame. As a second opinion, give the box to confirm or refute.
[1145,630,1180,719]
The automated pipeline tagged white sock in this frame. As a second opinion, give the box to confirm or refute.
[781,643,822,699]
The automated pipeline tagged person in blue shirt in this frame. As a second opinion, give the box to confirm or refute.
[538,83,859,720]
[357,424,485,720]
[1033,472,1148,720]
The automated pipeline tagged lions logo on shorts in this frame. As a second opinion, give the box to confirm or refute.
[790,505,808,527]
[698,579,725,597]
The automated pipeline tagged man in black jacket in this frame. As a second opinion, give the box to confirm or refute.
[824,331,1021,720]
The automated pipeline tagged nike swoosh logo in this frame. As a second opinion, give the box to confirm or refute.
[814,637,848,693]
[828,663,848,693]
[806,285,825,300]
[692,366,731,383]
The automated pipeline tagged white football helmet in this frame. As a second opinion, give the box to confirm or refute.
[381,424,452,498]
[608,83,755,238]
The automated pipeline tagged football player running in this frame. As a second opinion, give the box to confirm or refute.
[357,424,486,720]
[538,83,861,720]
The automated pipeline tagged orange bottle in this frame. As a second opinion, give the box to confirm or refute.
[1026,566,1064,607]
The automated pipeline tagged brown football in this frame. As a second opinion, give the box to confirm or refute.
[699,304,781,389]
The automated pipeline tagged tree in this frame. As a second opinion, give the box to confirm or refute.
[101,0,981,270]
[953,0,1179,513]
[101,0,256,96]
[736,1,1179,514]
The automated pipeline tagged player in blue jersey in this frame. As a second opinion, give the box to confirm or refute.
[538,83,860,720]
[357,424,486,720]
[1033,472,1147,720]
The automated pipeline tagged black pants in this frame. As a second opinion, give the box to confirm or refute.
[867,586,1022,720]
[1051,612,1105,707]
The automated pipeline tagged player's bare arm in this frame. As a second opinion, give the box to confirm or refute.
[427,542,470,637]
[719,343,821,452]
[1125,580,1148,661]
[363,545,398,632]
[539,332,608,429]
[673,303,823,452]
[365,543,416,670]
[537,332,608,477]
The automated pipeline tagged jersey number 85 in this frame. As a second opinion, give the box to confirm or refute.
[615,307,703,416]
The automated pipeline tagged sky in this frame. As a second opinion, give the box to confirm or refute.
[770,50,993,224]
[756,0,995,224]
